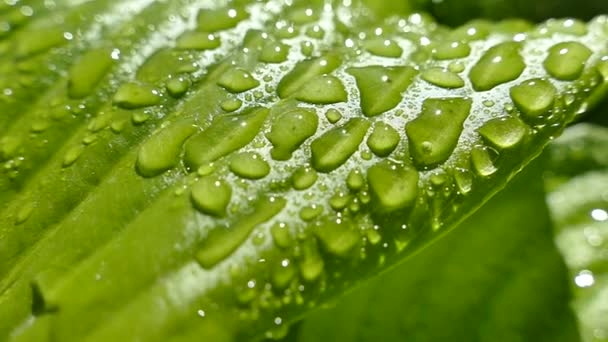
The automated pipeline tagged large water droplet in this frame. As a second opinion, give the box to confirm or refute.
[300,239,324,282]
[196,6,248,33]
[469,42,525,91]
[191,177,232,217]
[292,166,318,190]
[348,66,417,117]
[195,196,286,268]
[113,82,162,109]
[184,107,269,169]
[406,97,472,167]
[430,40,471,60]
[421,67,465,89]
[266,107,318,160]
[217,67,259,93]
[295,75,347,104]
[229,152,270,179]
[477,116,528,150]
[510,78,557,120]
[68,48,114,99]
[311,118,370,173]
[277,54,342,98]
[367,160,419,212]
[363,38,403,58]
[271,222,293,249]
[471,145,498,177]
[176,31,221,50]
[314,217,360,256]
[137,120,197,177]
[260,41,289,63]
[544,41,592,81]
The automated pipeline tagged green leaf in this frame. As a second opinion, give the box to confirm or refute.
[545,124,608,342]
[286,159,579,342]
[0,1,607,341]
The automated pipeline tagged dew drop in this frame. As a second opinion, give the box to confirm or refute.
[136,120,197,177]
[471,145,498,177]
[292,167,318,190]
[229,152,270,179]
[363,38,403,58]
[510,78,557,120]
[175,31,220,50]
[477,116,528,149]
[191,177,232,218]
[348,66,417,116]
[421,67,465,89]
[294,75,347,104]
[266,107,318,161]
[544,42,592,81]
[113,82,162,109]
[405,97,472,167]
[311,118,370,173]
[367,160,419,212]
[196,7,248,33]
[184,107,269,168]
[68,48,114,99]
[469,42,525,91]
[217,67,259,93]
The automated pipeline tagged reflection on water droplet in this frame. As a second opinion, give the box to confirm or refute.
[590,208,608,222]
[574,270,595,288]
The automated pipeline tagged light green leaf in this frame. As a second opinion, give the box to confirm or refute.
[545,124,608,342]
[0,1,607,341]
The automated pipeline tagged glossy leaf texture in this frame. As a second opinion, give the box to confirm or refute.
[545,124,608,342]
[0,0,608,341]
[281,159,580,342]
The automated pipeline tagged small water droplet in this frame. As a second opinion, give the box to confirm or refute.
[469,42,525,91]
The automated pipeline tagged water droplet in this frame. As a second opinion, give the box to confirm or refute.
[347,169,365,191]
[364,38,403,58]
[450,20,491,41]
[469,42,525,91]
[544,42,592,81]
[136,120,197,177]
[314,217,360,256]
[15,202,34,225]
[348,66,417,116]
[294,75,347,104]
[536,19,587,37]
[300,205,323,221]
[292,167,318,190]
[113,82,162,109]
[175,31,220,50]
[217,67,259,93]
[454,167,473,195]
[16,28,66,58]
[431,40,471,60]
[266,107,318,160]
[196,7,248,32]
[311,118,370,173]
[300,41,315,57]
[62,145,84,167]
[329,191,351,211]
[277,54,342,98]
[271,222,292,249]
[471,145,497,177]
[260,41,289,63]
[272,258,296,290]
[421,67,465,89]
[406,97,472,167]
[325,109,342,124]
[510,78,557,120]
[300,238,324,282]
[367,160,419,212]
[289,7,319,24]
[220,99,243,112]
[477,116,528,149]
[68,48,114,99]
[229,152,270,179]
[166,75,191,98]
[191,177,232,217]
[195,196,286,268]
[184,107,269,168]
[305,25,325,39]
